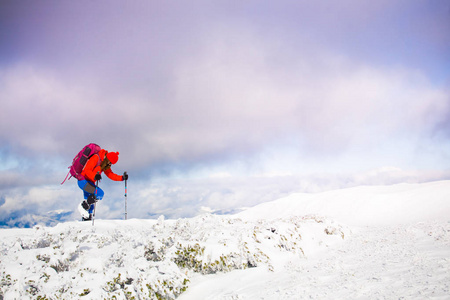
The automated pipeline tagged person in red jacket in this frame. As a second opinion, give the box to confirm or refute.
[77,149,128,221]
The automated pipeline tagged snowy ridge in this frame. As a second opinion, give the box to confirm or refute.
[236,180,450,225]
[0,214,347,299]
[1,181,450,299]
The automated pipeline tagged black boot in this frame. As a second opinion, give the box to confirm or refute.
[81,200,90,210]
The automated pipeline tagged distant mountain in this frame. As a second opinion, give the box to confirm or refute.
[0,209,73,228]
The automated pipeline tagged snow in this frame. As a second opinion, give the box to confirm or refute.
[1,181,450,299]
[235,180,450,226]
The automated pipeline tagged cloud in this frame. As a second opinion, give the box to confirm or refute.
[2,164,450,227]
[89,167,450,220]
[0,65,99,153]
[1,1,448,169]
[1,29,448,174]
[1,0,449,227]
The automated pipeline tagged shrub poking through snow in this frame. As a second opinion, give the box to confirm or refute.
[173,243,204,272]
[0,214,348,299]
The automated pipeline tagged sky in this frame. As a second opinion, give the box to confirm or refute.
[1,0,449,227]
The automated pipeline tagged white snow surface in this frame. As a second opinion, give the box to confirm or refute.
[1,181,450,299]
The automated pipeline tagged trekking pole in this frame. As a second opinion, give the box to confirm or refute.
[93,172,100,226]
[124,172,128,220]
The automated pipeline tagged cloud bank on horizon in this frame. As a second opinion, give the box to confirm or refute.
[1,0,449,226]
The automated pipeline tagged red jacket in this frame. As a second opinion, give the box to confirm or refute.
[81,149,123,182]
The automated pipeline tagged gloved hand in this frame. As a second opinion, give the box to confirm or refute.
[95,173,102,181]
[123,172,128,181]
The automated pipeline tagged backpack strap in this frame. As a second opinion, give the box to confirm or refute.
[61,168,72,185]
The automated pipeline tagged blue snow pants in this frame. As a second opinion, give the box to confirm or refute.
[78,180,104,213]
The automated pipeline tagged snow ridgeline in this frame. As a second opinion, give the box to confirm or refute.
[0,214,348,299]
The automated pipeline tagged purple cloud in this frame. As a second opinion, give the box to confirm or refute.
[1,0,449,226]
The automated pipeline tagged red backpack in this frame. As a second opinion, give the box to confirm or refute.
[61,143,101,184]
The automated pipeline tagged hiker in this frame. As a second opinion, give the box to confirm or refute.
[77,149,128,221]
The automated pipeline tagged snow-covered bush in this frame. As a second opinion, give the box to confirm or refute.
[0,214,348,299]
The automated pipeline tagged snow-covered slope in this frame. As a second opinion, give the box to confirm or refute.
[0,215,347,299]
[1,181,449,299]
[181,220,450,300]
[236,180,450,225]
